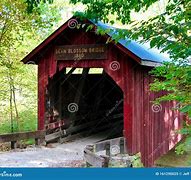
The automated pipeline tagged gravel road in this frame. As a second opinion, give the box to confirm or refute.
[0,134,107,167]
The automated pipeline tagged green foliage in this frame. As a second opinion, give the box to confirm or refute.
[71,0,190,61]
[131,153,144,167]
[19,110,37,132]
[175,125,191,156]
[175,137,191,156]
[0,109,37,134]
[0,0,61,134]
[175,143,186,155]
[24,0,53,13]
[71,0,158,25]
[150,62,191,115]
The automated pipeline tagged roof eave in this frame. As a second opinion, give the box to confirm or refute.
[141,60,162,67]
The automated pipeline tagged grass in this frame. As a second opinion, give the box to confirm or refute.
[155,149,191,167]
[0,109,37,134]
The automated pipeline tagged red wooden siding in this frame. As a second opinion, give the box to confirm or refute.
[35,26,182,167]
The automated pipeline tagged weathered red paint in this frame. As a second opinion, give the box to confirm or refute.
[22,17,183,167]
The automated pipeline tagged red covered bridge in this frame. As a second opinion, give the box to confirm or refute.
[22,17,182,167]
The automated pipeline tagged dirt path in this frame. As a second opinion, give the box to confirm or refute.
[0,134,107,167]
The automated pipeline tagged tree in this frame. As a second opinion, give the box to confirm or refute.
[0,0,61,133]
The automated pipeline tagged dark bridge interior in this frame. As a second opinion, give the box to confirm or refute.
[45,68,123,141]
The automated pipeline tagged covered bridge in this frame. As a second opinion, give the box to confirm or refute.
[22,17,182,167]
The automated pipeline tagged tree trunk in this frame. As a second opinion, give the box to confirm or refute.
[12,83,19,131]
